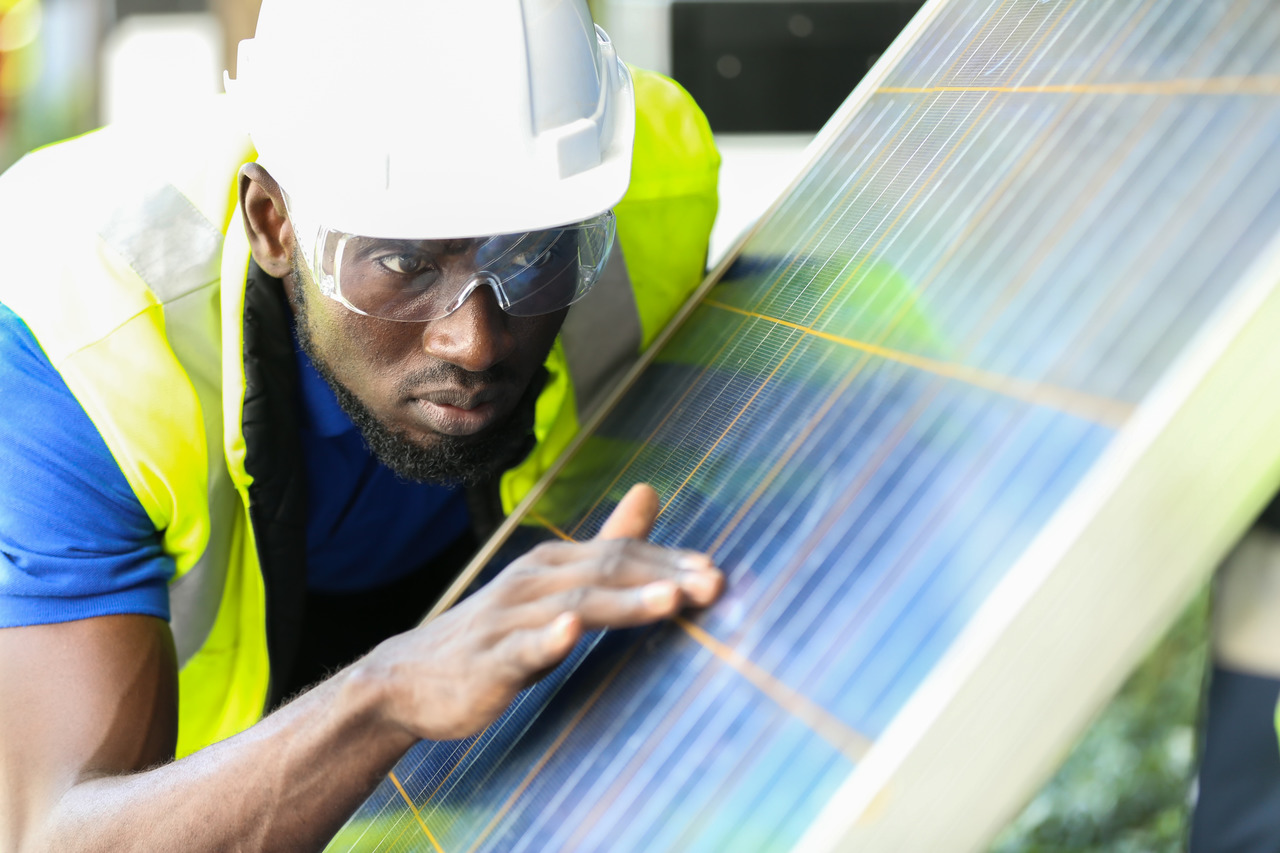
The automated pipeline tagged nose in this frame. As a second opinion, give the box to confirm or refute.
[420,283,516,372]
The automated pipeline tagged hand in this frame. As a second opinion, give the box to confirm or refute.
[366,483,724,742]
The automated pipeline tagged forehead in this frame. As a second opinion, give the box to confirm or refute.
[345,236,484,254]
[341,231,561,257]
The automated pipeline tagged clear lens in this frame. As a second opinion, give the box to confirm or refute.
[289,204,615,322]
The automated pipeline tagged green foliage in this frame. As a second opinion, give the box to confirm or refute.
[991,590,1209,853]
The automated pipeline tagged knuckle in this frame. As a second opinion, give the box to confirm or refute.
[497,630,551,679]
[527,541,565,564]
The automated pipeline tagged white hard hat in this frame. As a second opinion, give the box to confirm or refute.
[225,0,635,239]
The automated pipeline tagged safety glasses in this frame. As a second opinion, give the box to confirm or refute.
[286,197,615,322]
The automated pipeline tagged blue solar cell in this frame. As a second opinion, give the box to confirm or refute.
[326,0,1280,849]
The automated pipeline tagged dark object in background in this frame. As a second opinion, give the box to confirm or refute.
[114,0,209,16]
[671,0,924,133]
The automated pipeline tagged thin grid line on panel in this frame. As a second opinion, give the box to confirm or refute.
[420,653,604,822]
[563,319,751,539]
[899,0,1129,294]
[508,627,743,853]
[369,661,593,848]
[801,92,998,333]
[879,75,1280,94]
[956,100,1174,355]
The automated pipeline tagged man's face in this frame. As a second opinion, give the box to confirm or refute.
[288,252,566,485]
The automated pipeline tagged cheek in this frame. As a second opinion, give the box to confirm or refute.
[510,310,569,368]
[308,300,414,390]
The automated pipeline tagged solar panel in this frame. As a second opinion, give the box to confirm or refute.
[326,0,1280,849]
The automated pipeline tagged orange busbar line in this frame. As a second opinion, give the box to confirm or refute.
[525,511,875,759]
[703,299,1133,427]
[465,643,642,853]
[676,617,874,761]
[389,770,446,853]
[527,509,574,542]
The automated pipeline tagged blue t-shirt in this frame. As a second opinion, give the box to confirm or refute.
[0,302,470,626]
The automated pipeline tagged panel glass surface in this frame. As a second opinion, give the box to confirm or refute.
[328,0,1280,849]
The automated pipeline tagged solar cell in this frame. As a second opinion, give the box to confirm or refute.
[326,0,1280,849]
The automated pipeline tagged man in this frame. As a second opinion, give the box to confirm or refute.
[0,0,723,848]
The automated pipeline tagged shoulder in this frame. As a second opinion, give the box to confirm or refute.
[0,303,172,628]
[626,66,720,199]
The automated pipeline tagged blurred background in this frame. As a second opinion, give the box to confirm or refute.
[4,1,1202,849]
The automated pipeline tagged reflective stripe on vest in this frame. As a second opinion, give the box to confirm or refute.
[98,182,234,666]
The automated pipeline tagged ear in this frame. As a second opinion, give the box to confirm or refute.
[238,163,295,281]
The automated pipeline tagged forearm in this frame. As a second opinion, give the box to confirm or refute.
[6,487,724,852]
[23,661,416,853]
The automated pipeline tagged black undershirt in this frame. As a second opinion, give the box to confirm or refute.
[276,527,480,703]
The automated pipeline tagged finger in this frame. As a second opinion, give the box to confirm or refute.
[493,612,582,682]
[498,538,722,606]
[499,579,703,633]
[596,483,660,541]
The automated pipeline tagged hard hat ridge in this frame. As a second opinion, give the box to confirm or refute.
[225,0,635,239]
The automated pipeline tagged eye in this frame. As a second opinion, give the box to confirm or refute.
[377,251,434,276]
[511,237,568,269]
[511,248,551,268]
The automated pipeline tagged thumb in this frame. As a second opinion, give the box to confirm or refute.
[596,483,660,541]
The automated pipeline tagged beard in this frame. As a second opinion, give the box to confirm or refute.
[289,262,542,486]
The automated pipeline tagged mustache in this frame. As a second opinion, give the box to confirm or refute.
[395,362,516,396]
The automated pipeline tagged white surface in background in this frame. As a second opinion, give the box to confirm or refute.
[101,14,223,126]
[600,0,673,76]
[710,132,815,266]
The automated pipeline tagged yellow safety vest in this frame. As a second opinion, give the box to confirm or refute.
[0,68,718,757]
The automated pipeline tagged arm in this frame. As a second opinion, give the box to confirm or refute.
[0,484,723,852]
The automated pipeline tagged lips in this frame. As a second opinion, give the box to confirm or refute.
[409,387,506,436]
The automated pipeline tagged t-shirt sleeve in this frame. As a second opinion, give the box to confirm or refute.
[0,303,174,626]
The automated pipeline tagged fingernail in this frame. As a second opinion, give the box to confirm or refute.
[682,571,721,600]
[642,581,678,609]
[551,612,576,643]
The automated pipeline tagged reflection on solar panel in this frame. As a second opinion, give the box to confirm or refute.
[327,0,1280,850]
